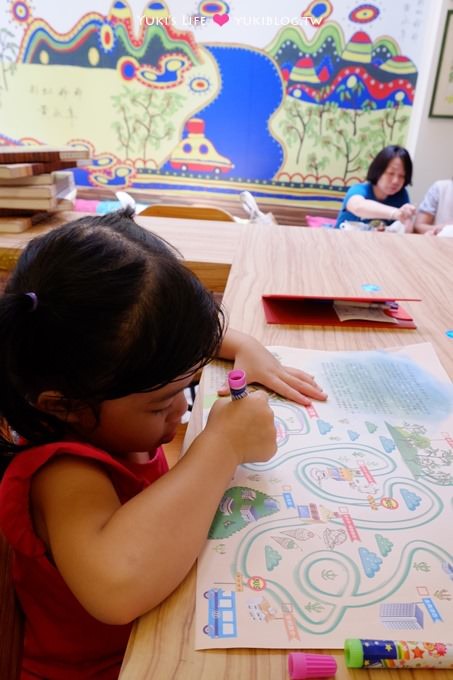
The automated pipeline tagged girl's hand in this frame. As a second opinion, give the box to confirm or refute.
[217,331,327,406]
[205,390,277,466]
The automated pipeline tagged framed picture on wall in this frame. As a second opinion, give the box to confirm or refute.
[429,10,453,118]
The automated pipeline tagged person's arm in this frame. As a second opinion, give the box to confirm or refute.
[217,328,327,405]
[347,195,415,222]
[414,183,443,234]
[413,211,444,235]
[414,211,435,233]
[31,390,277,625]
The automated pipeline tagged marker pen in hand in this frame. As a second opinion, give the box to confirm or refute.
[227,369,248,400]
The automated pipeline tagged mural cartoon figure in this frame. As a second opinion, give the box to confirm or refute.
[169,118,233,174]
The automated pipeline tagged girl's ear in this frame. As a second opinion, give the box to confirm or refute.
[35,391,82,425]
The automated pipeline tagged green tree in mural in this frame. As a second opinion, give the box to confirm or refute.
[0,29,18,91]
[321,124,370,182]
[111,87,185,163]
[336,77,375,136]
[313,89,337,136]
[111,88,138,160]
[349,99,377,136]
[280,99,316,165]
[384,97,410,143]
[134,90,183,162]
[306,152,330,181]
[369,96,409,147]
[315,107,366,181]
[337,77,365,107]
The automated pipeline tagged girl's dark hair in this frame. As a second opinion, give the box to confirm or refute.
[366,145,413,186]
[0,208,225,462]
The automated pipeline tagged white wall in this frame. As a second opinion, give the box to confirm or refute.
[407,0,453,204]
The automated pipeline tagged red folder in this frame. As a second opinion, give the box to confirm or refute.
[261,295,420,329]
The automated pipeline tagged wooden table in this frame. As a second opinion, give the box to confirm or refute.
[120,225,453,680]
[0,211,241,292]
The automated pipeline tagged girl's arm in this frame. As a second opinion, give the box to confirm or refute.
[217,328,327,405]
[31,390,276,625]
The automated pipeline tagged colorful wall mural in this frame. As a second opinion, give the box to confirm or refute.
[0,0,428,209]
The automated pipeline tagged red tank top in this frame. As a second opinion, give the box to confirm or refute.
[0,441,169,679]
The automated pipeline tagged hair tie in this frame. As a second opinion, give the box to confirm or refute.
[25,292,38,312]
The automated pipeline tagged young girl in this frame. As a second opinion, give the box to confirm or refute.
[0,209,326,680]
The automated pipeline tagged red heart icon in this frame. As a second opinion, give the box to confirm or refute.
[213,13,229,26]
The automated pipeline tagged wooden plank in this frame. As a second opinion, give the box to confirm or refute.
[0,145,89,163]
[0,175,73,199]
[0,212,49,234]
[0,163,45,179]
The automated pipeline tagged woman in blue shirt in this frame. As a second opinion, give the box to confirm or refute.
[335,145,416,231]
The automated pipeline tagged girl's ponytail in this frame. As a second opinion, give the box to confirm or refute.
[0,292,64,462]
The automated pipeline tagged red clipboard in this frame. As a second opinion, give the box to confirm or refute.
[261,295,420,329]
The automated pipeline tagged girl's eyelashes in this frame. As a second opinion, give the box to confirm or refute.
[148,400,174,414]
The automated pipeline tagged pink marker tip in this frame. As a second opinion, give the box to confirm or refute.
[228,369,246,390]
[288,653,337,680]
[227,369,248,400]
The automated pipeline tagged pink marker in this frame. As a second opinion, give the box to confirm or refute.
[288,652,337,680]
[227,369,248,400]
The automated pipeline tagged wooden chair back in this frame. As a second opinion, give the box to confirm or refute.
[0,530,23,680]
[138,204,235,222]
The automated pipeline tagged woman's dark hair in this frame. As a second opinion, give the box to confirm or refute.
[366,145,413,186]
[0,208,225,460]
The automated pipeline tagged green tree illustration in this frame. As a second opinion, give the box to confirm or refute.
[280,99,316,165]
[134,90,179,162]
[321,569,337,581]
[349,99,377,136]
[306,152,330,181]
[337,78,365,103]
[0,28,19,91]
[313,91,337,136]
[111,87,185,163]
[369,99,409,147]
[434,589,451,600]
[321,118,369,182]
[413,561,430,572]
[111,89,139,160]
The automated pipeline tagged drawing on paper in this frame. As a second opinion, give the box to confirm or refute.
[195,343,453,649]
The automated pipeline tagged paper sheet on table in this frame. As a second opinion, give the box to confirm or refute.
[195,343,453,649]
[333,303,399,324]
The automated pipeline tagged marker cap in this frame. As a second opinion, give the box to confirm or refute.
[344,639,364,668]
[288,652,337,680]
[228,369,247,390]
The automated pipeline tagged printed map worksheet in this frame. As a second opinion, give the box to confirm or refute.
[195,344,453,649]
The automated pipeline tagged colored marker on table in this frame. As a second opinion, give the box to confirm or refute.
[227,369,248,400]
[345,638,453,669]
[288,652,337,680]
